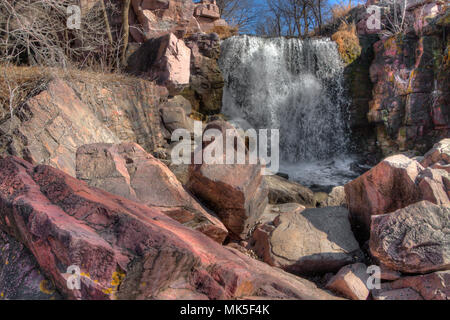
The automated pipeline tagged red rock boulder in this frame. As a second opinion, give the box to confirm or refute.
[345,154,449,236]
[345,154,423,234]
[126,33,191,95]
[187,121,269,240]
[76,142,228,243]
[0,156,339,300]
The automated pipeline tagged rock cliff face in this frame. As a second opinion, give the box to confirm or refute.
[126,0,226,115]
[0,73,168,177]
[129,0,227,42]
[0,229,61,300]
[368,4,449,155]
[182,33,224,114]
[340,1,449,156]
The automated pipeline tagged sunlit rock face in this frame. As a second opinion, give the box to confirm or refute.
[129,0,228,41]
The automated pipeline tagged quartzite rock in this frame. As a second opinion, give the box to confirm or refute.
[370,201,449,274]
[326,263,370,300]
[0,230,61,300]
[76,142,228,243]
[127,33,191,95]
[0,156,339,300]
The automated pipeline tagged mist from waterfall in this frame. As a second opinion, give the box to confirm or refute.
[219,35,357,189]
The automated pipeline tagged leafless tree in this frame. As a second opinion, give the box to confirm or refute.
[0,0,125,71]
[382,0,409,36]
[215,0,259,33]
[256,0,330,38]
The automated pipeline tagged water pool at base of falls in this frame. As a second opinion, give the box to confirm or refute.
[279,157,361,192]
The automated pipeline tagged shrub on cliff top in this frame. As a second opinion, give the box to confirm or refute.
[331,2,354,20]
[331,22,361,65]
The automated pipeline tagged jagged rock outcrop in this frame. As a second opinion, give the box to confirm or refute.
[250,206,362,275]
[326,263,370,300]
[181,32,224,114]
[193,0,228,34]
[129,0,228,42]
[370,201,449,274]
[126,33,191,95]
[124,1,228,115]
[76,142,228,243]
[130,0,196,40]
[0,156,340,300]
[0,75,168,177]
[345,151,449,235]
[0,230,61,300]
[323,1,449,157]
[366,2,449,155]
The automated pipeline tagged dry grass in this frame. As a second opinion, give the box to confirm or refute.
[209,25,239,39]
[0,65,49,124]
[331,21,361,65]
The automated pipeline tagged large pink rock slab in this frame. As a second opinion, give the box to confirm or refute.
[0,229,61,300]
[345,154,449,236]
[76,142,228,243]
[0,156,338,300]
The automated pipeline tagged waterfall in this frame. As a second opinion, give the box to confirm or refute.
[219,35,357,190]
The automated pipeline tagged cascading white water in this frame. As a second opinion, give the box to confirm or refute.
[219,35,358,190]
